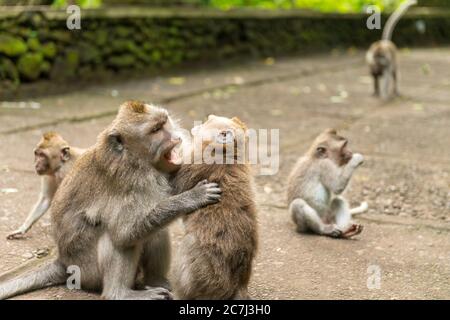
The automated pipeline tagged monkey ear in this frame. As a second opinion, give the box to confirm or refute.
[216,129,234,144]
[315,146,327,158]
[108,132,124,152]
[60,147,70,162]
[340,139,348,150]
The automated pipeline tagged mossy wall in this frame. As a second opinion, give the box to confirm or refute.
[419,0,450,7]
[1,7,450,91]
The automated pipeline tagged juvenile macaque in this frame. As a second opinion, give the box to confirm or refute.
[0,101,221,300]
[366,0,417,98]
[287,129,366,238]
[7,132,85,240]
[172,115,258,300]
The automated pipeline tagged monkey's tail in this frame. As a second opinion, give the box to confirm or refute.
[382,0,417,41]
[350,201,369,215]
[0,260,66,300]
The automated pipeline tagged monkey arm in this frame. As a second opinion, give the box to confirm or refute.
[320,154,363,195]
[7,177,56,239]
[20,195,52,232]
[110,181,220,247]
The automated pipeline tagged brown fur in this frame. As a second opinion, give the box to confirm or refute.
[34,132,84,176]
[172,116,258,300]
[1,101,222,300]
[305,128,352,168]
[287,129,365,238]
[7,132,85,240]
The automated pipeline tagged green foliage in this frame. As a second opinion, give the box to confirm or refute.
[1,6,449,87]
[0,34,28,57]
[17,52,43,80]
[52,0,102,9]
[208,0,405,12]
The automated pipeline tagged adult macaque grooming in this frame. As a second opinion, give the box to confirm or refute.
[366,0,417,98]
[172,115,258,300]
[287,129,366,239]
[6,133,85,240]
[0,101,221,300]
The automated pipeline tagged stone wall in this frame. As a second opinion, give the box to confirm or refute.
[1,7,450,92]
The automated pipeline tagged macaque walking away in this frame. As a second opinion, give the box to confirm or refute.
[172,115,258,300]
[287,129,367,238]
[366,0,417,98]
[0,101,221,300]
[7,132,85,240]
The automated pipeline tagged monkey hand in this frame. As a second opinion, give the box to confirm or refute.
[189,179,222,208]
[350,153,364,168]
[6,227,27,240]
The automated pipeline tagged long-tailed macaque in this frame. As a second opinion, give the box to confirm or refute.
[7,133,85,240]
[366,0,417,98]
[172,115,258,300]
[0,101,221,300]
[287,129,367,238]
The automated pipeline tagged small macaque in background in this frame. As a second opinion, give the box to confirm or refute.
[6,132,85,240]
[366,0,417,99]
[172,115,258,300]
[287,129,367,239]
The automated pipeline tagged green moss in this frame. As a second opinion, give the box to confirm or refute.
[42,42,57,59]
[40,60,51,76]
[1,11,450,88]
[95,30,109,47]
[115,26,133,38]
[0,34,27,57]
[0,57,19,84]
[17,53,44,80]
[79,43,101,64]
[66,50,80,70]
[107,54,136,68]
[27,37,41,52]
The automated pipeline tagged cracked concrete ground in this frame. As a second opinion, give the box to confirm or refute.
[0,48,449,299]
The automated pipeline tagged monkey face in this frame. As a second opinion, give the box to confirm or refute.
[151,118,183,173]
[34,132,71,175]
[190,115,248,164]
[109,102,183,173]
[191,115,247,147]
[313,129,353,166]
[34,148,51,175]
[334,139,353,166]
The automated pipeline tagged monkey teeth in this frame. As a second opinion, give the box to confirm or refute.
[165,149,182,165]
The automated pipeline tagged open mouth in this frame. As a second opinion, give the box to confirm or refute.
[164,145,182,166]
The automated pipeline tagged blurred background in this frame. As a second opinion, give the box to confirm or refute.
[1,0,449,98]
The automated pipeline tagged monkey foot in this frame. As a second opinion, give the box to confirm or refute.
[144,279,172,291]
[322,225,343,238]
[342,224,364,238]
[133,287,173,300]
[6,230,26,240]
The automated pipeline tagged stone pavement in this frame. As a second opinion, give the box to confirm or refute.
[0,48,449,299]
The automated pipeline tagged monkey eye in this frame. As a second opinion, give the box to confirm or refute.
[216,130,234,144]
[150,124,162,134]
[316,147,327,156]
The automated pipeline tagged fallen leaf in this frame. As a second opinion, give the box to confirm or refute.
[270,109,283,116]
[1,188,18,194]
[168,77,186,85]
[264,57,275,66]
